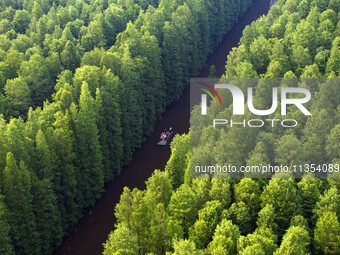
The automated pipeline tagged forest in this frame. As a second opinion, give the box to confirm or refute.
[0,0,253,254]
[103,0,340,254]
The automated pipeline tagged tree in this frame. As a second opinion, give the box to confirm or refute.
[147,203,183,254]
[144,169,172,206]
[326,37,340,75]
[301,64,322,78]
[165,134,190,189]
[139,31,166,126]
[297,0,310,19]
[238,233,277,255]
[97,70,123,179]
[60,40,80,72]
[167,184,198,234]
[207,234,237,254]
[210,219,241,254]
[30,173,62,254]
[209,178,231,208]
[4,49,24,80]
[81,47,104,67]
[171,239,201,255]
[189,219,210,249]
[249,35,271,74]
[0,93,9,118]
[2,153,40,254]
[5,117,31,165]
[94,88,112,180]
[313,187,340,222]
[290,215,309,230]
[0,19,12,34]
[103,4,127,47]
[318,20,334,50]
[20,54,53,106]
[12,10,31,34]
[52,110,78,230]
[73,65,104,97]
[53,82,77,111]
[314,211,340,255]
[0,189,14,255]
[284,0,297,12]
[291,46,312,70]
[226,202,252,235]
[32,1,43,20]
[116,46,145,150]
[127,189,150,254]
[314,49,330,74]
[73,82,103,209]
[162,21,184,104]
[46,52,63,81]
[274,226,311,255]
[326,124,340,160]
[0,35,11,52]
[191,177,211,208]
[81,18,107,51]
[240,244,266,255]
[303,109,333,165]
[329,0,340,13]
[261,178,301,236]
[103,223,139,255]
[190,200,223,248]
[4,77,32,117]
[36,18,48,45]
[245,141,271,179]
[275,133,305,166]
[214,127,257,173]
[32,128,60,250]
[11,34,33,54]
[234,178,261,224]
[256,204,278,233]
[297,173,321,224]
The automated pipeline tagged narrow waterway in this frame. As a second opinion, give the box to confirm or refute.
[53,0,271,254]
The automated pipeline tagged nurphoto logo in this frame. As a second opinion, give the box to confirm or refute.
[192,79,312,128]
[190,78,338,179]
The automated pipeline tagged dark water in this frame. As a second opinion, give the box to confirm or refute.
[53,0,271,254]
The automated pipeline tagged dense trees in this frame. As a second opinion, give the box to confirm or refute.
[104,0,340,254]
[0,0,252,254]
[2,152,40,255]
[105,130,338,254]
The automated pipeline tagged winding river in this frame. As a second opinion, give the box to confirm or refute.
[53,0,271,254]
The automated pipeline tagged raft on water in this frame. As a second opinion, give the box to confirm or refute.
[157,130,174,146]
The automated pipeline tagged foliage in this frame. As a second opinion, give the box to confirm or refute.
[104,0,340,254]
[0,0,252,253]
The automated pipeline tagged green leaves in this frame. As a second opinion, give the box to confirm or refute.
[60,41,80,73]
[19,54,53,106]
[2,153,40,254]
[4,77,32,117]
[73,82,104,209]
[103,223,139,255]
[168,184,198,235]
[0,189,14,255]
[103,0,340,254]
[314,211,340,255]
[261,178,301,236]
[274,226,311,255]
